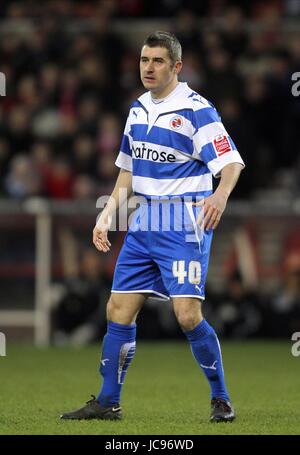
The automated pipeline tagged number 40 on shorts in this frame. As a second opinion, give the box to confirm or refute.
[172,260,201,284]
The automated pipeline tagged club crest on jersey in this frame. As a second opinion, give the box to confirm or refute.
[170,115,183,130]
[213,134,231,156]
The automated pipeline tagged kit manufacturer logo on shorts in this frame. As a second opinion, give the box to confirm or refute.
[213,134,231,156]
[170,115,183,130]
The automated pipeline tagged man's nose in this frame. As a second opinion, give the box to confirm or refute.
[145,61,154,72]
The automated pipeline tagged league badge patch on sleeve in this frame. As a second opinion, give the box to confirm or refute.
[213,134,231,156]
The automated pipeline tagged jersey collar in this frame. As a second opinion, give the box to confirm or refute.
[138,82,194,114]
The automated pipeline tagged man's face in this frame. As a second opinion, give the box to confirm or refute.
[140,45,180,95]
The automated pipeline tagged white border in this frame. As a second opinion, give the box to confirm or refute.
[111,289,169,299]
[170,294,205,300]
[112,290,205,301]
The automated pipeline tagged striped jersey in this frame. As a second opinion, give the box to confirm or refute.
[115,82,245,199]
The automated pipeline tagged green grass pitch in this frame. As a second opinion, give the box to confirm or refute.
[1,340,299,435]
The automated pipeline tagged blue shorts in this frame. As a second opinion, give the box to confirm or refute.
[112,200,213,300]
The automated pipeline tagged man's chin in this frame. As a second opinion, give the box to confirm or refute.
[142,80,158,91]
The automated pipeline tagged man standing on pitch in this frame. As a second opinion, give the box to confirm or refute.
[61,31,244,423]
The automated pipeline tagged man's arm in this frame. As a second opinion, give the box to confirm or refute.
[196,163,243,231]
[93,169,132,253]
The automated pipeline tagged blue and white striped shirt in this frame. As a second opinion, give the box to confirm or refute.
[115,82,244,199]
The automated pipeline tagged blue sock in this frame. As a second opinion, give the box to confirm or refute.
[184,319,229,401]
[97,321,136,407]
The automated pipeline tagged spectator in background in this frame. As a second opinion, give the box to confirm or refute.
[265,49,294,168]
[268,252,300,337]
[179,50,204,93]
[284,0,300,17]
[119,50,140,97]
[217,97,250,197]
[220,6,248,59]
[72,134,97,176]
[97,153,118,195]
[96,113,121,155]
[174,9,203,54]
[93,9,127,81]
[241,74,274,189]
[5,107,33,155]
[51,246,111,345]
[56,112,79,151]
[72,174,97,200]
[43,157,73,199]
[77,97,100,136]
[213,271,263,339]
[58,67,79,117]
[0,138,11,193]
[39,63,60,107]
[4,154,42,198]
[31,141,53,171]
[201,28,223,60]
[204,48,242,104]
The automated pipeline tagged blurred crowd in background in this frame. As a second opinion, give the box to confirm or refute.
[1,0,300,200]
[0,0,299,342]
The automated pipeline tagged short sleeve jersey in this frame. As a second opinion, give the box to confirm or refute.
[116,82,245,199]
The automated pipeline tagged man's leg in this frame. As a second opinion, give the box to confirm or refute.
[172,297,235,422]
[97,292,145,407]
[61,292,145,420]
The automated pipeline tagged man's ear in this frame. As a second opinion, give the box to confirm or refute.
[174,61,183,75]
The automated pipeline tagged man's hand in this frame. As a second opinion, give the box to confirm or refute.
[93,169,132,253]
[93,214,112,253]
[193,163,244,231]
[193,191,228,231]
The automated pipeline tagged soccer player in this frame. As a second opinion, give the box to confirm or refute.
[61,31,244,423]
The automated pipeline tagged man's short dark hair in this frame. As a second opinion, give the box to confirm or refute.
[143,31,182,65]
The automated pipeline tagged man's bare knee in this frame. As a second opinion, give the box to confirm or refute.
[107,295,126,322]
[173,297,203,331]
[106,293,145,325]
